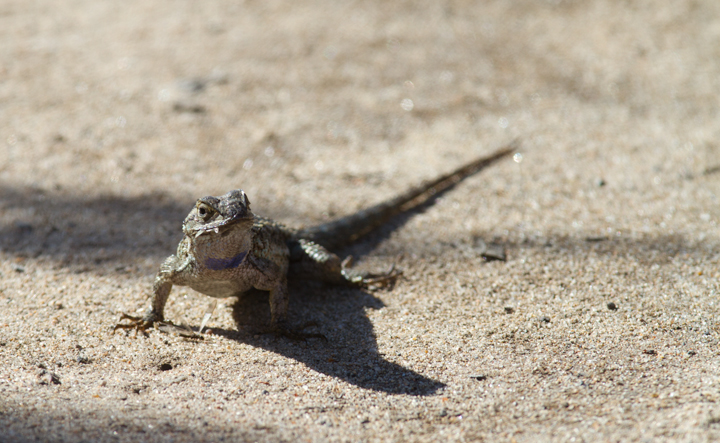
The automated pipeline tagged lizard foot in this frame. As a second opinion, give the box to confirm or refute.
[358,264,403,288]
[113,312,158,335]
[341,256,403,289]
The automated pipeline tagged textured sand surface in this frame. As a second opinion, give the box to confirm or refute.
[2,1,720,441]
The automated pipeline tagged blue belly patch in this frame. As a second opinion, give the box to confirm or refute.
[205,251,248,270]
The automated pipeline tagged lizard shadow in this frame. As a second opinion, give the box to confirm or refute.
[208,286,445,396]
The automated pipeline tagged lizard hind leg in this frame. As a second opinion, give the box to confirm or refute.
[288,239,346,284]
[290,239,401,287]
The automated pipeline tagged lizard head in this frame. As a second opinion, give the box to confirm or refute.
[182,189,254,237]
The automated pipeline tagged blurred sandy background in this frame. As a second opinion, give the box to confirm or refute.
[2,1,720,441]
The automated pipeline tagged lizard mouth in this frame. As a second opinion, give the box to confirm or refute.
[191,216,252,236]
[183,190,254,236]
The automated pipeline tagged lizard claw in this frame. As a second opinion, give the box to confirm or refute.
[341,257,403,289]
[113,312,158,335]
[359,264,403,288]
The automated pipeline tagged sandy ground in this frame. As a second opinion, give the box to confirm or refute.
[2,0,720,441]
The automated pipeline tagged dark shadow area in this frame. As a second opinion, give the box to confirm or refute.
[1,183,714,280]
[0,158,497,270]
[0,158,506,275]
[0,185,191,272]
[207,286,445,396]
[0,398,273,443]
[0,180,457,270]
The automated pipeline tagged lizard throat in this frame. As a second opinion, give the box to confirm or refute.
[204,251,248,271]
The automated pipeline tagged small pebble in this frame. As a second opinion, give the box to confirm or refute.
[475,239,506,261]
[177,78,207,93]
[167,375,188,385]
[504,307,515,314]
[37,370,61,385]
[540,316,551,323]
[173,101,206,114]
[607,302,618,310]
[480,244,506,262]
[643,349,657,355]
[585,236,608,242]
[14,222,33,233]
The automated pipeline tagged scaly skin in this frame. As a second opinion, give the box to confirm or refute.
[114,143,516,335]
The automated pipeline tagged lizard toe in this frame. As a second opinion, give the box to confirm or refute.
[113,312,158,335]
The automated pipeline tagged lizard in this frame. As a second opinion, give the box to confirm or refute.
[114,142,516,336]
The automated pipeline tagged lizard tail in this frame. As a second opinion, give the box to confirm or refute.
[297,140,518,250]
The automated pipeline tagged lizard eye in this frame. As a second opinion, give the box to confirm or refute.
[197,204,214,221]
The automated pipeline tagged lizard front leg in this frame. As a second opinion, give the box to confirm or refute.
[114,254,183,333]
[267,278,289,328]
